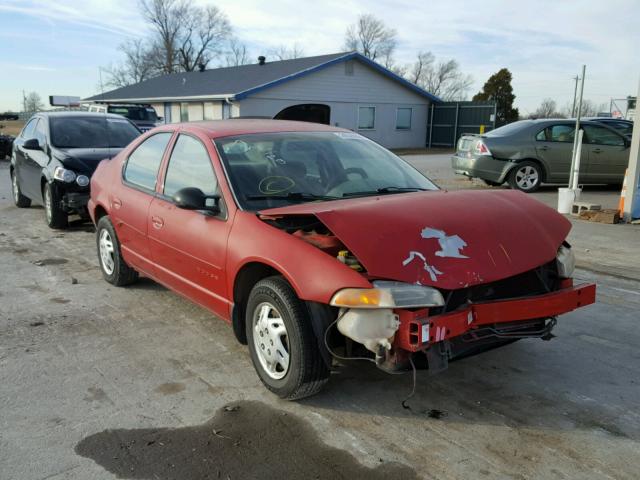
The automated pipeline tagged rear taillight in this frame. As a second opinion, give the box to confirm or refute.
[475,140,491,156]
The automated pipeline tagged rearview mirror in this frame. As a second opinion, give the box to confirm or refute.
[173,187,220,215]
[23,138,41,150]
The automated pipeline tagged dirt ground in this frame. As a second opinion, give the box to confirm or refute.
[0,119,25,137]
[1,159,640,479]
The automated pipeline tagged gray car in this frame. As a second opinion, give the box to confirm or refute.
[451,119,631,192]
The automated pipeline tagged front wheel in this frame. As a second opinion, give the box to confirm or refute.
[43,182,68,229]
[246,276,329,400]
[96,216,138,286]
[508,161,543,193]
[11,169,31,208]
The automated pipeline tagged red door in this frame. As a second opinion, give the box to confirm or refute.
[112,132,174,275]
[147,133,232,318]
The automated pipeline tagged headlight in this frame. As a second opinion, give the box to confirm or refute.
[53,166,76,183]
[330,281,445,309]
[76,175,90,187]
[556,244,575,278]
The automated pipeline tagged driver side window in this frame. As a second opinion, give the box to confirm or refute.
[20,119,37,139]
[163,134,218,198]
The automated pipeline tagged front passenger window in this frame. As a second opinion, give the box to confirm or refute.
[124,133,173,191]
[163,135,217,198]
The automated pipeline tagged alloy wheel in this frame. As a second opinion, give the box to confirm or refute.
[515,165,539,190]
[44,185,52,223]
[252,302,290,380]
[99,229,115,275]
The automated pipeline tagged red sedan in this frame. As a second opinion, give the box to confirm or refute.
[88,120,595,399]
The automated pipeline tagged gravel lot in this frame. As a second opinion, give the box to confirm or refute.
[1,159,639,480]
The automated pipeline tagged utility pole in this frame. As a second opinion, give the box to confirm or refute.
[571,75,580,117]
[569,65,586,188]
[623,77,640,221]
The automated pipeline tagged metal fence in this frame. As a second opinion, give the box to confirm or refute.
[427,101,497,148]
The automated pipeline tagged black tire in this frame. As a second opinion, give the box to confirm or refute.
[96,216,138,286]
[507,161,543,193]
[10,169,31,208]
[43,181,68,229]
[246,276,329,400]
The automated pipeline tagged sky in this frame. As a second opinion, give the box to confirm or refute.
[0,0,638,115]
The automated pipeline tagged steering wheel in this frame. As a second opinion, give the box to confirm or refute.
[344,167,368,179]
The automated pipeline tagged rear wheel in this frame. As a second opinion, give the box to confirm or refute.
[43,182,68,229]
[11,169,31,208]
[508,161,543,193]
[96,216,138,286]
[246,276,329,400]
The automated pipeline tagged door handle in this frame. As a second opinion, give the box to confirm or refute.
[592,148,602,154]
[538,145,549,151]
[112,197,122,209]
[151,215,164,229]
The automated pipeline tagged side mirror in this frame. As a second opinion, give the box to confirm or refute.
[23,138,41,150]
[173,187,220,215]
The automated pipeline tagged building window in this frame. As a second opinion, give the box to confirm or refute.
[358,106,375,130]
[180,102,189,122]
[344,61,354,76]
[396,108,412,130]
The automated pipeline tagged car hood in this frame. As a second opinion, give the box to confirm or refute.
[260,190,571,290]
[55,147,122,175]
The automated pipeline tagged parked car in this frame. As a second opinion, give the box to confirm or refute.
[0,134,14,159]
[452,119,630,192]
[10,112,141,228]
[87,103,162,132]
[585,117,634,138]
[89,119,595,400]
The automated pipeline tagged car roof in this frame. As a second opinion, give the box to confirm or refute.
[34,111,129,120]
[173,119,349,139]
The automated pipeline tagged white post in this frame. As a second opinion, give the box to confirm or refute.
[571,129,584,190]
[569,65,586,188]
[623,79,640,221]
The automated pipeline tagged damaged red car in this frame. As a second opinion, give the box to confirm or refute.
[88,120,596,400]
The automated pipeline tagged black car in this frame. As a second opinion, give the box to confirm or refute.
[10,112,140,228]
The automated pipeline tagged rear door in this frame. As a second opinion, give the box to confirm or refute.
[115,132,174,275]
[21,118,50,202]
[582,124,629,183]
[148,133,231,317]
[534,123,588,182]
[13,118,38,197]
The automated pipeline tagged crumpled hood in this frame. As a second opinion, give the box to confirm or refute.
[260,190,571,290]
[55,147,122,175]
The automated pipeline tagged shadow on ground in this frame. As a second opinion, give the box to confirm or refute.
[76,400,418,480]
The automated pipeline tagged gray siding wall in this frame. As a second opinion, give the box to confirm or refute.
[237,60,430,149]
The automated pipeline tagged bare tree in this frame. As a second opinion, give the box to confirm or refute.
[139,0,188,74]
[24,92,44,113]
[344,14,397,67]
[561,99,607,118]
[405,51,473,101]
[176,4,231,71]
[224,38,250,67]
[104,39,158,88]
[529,98,563,119]
[268,43,305,61]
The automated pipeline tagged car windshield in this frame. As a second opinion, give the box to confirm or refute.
[108,106,157,122]
[50,116,140,149]
[214,131,438,210]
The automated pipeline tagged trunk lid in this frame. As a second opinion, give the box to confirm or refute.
[260,190,570,290]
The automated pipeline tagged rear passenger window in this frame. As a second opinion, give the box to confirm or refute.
[124,133,172,191]
[536,125,574,143]
[163,134,217,197]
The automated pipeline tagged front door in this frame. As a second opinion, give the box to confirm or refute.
[582,124,629,183]
[148,133,231,317]
[534,123,588,183]
[13,118,39,198]
[21,118,50,202]
[115,132,174,275]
